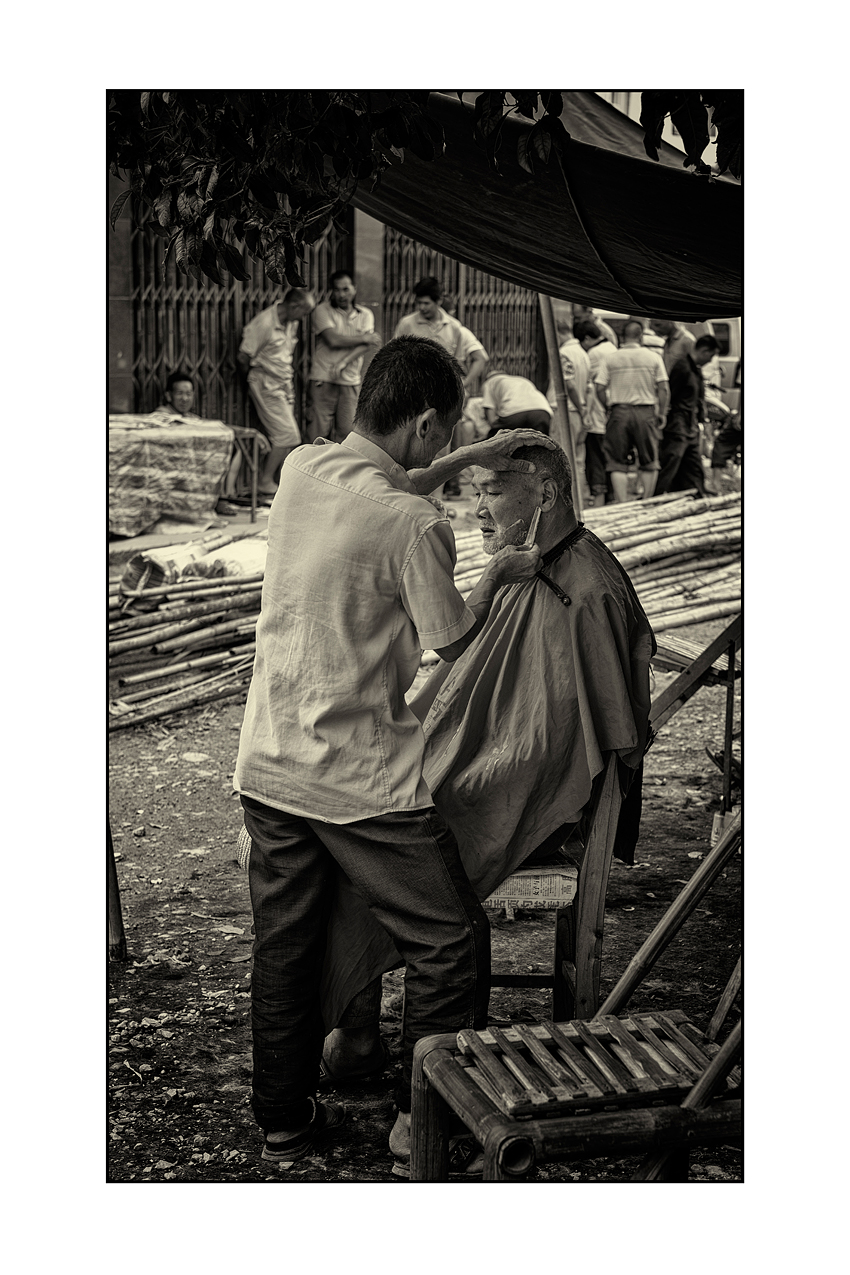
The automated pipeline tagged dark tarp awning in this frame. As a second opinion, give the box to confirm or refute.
[554,90,738,178]
[351,92,742,320]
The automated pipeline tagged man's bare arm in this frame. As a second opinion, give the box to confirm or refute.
[462,351,488,391]
[409,428,558,495]
[319,328,382,350]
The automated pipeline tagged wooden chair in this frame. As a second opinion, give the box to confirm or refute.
[487,751,626,1022]
[410,813,742,1182]
[488,615,742,1021]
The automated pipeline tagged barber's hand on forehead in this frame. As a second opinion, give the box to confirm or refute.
[470,428,557,472]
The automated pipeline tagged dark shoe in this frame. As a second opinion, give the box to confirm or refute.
[261,1099,348,1162]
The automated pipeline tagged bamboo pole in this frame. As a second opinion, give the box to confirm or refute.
[597,813,742,1018]
[118,571,265,601]
[117,642,256,685]
[109,678,251,731]
[649,601,741,633]
[153,614,258,653]
[617,531,740,571]
[108,823,128,961]
[538,293,582,516]
[109,591,261,634]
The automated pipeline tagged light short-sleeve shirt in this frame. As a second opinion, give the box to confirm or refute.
[311,300,375,385]
[594,342,668,406]
[482,373,552,420]
[584,341,615,435]
[234,432,476,823]
[663,326,696,373]
[393,308,487,371]
[239,305,300,388]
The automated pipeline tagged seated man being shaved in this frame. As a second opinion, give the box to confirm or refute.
[310,438,655,1160]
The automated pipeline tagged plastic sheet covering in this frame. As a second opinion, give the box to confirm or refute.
[109,414,234,538]
[352,93,742,320]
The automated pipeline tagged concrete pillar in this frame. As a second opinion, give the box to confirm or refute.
[109,173,135,413]
[353,209,385,376]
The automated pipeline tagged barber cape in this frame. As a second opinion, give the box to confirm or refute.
[318,526,656,1029]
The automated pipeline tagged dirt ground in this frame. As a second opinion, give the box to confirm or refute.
[108,601,741,1184]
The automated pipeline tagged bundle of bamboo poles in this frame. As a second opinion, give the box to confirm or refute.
[109,570,264,731]
[109,490,740,729]
[443,490,740,638]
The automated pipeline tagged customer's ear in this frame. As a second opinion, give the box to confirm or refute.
[540,477,559,511]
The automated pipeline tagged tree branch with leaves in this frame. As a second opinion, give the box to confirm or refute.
[108,90,742,288]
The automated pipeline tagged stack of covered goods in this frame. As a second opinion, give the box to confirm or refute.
[108,415,235,537]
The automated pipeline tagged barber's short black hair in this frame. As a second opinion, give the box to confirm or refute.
[166,371,194,392]
[354,336,463,436]
[694,334,721,354]
[412,275,442,303]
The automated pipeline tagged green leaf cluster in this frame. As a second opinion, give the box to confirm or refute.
[108,90,742,288]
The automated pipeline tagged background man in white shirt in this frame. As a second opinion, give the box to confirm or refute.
[309,271,381,442]
[594,318,670,502]
[237,287,316,496]
[394,277,489,498]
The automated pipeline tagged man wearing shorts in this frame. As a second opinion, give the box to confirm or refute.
[237,288,316,496]
[594,318,669,502]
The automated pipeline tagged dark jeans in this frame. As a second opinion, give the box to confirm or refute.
[242,796,490,1129]
[656,420,707,497]
[584,433,609,497]
[711,426,743,469]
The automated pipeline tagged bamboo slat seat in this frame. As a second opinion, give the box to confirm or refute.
[486,751,626,1022]
[411,814,743,1182]
[410,1010,741,1181]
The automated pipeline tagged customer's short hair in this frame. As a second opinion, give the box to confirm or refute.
[412,275,442,303]
[499,441,574,508]
[354,336,464,436]
[166,371,194,391]
[695,334,721,354]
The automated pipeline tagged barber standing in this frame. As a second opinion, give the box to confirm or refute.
[234,335,551,1168]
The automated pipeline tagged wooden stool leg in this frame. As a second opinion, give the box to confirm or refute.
[574,757,621,1019]
[411,1039,452,1181]
[553,904,576,1021]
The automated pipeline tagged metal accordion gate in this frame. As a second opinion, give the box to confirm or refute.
[382,229,545,387]
[128,206,352,426]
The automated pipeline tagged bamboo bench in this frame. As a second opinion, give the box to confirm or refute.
[411,813,743,1182]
